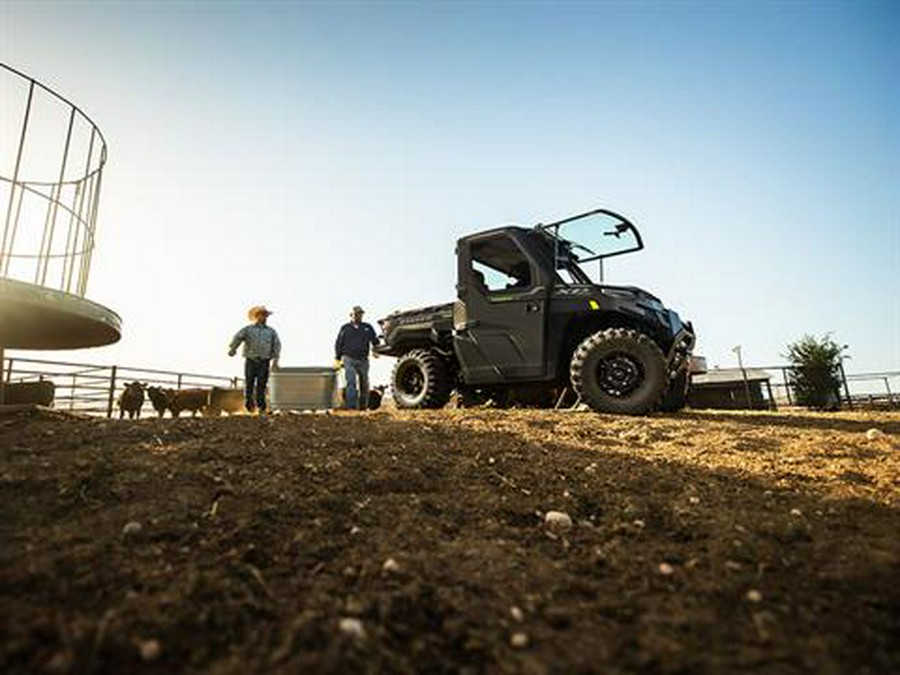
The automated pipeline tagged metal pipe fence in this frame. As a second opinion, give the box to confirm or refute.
[752,365,898,410]
[2,355,238,416]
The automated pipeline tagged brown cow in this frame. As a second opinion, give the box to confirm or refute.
[146,386,170,418]
[206,387,245,416]
[1,380,55,406]
[118,381,146,419]
[167,388,208,418]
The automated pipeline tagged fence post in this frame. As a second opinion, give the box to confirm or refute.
[838,360,853,410]
[0,346,4,405]
[106,365,117,418]
[884,377,894,407]
[782,368,792,406]
[766,379,777,411]
[177,373,183,390]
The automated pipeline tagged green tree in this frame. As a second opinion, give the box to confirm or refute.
[784,334,846,410]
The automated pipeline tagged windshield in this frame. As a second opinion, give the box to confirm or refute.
[537,208,643,264]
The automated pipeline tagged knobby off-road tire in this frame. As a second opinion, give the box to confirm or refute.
[570,328,667,415]
[658,369,690,412]
[391,349,452,409]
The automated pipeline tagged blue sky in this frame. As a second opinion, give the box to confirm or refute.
[1,1,897,387]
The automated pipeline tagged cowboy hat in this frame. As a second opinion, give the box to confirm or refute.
[248,305,273,320]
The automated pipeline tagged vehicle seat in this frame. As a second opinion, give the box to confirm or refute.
[472,270,488,294]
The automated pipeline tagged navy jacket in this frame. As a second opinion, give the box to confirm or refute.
[335,322,378,360]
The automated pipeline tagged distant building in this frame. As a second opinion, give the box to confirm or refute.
[689,368,775,410]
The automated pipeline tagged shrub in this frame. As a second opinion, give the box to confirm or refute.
[784,334,845,410]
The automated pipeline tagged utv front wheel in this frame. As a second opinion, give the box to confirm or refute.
[391,349,452,409]
[570,328,667,415]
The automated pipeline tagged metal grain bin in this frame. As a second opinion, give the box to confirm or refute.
[269,367,336,411]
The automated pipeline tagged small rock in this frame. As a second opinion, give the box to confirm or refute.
[790,508,803,517]
[138,639,162,661]
[725,560,743,571]
[865,428,884,441]
[44,650,74,673]
[339,617,366,639]
[658,562,675,575]
[122,521,142,537]
[688,496,700,505]
[510,632,529,648]
[510,606,524,622]
[382,557,401,573]
[746,589,763,603]
[544,511,573,530]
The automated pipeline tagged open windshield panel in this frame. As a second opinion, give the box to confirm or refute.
[536,208,643,266]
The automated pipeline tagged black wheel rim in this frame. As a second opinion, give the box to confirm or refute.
[596,352,643,397]
[397,363,425,397]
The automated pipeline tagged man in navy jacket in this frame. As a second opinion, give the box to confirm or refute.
[334,305,379,410]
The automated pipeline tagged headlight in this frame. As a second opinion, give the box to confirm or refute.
[601,288,636,300]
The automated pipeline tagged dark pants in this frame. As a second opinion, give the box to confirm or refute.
[244,358,270,412]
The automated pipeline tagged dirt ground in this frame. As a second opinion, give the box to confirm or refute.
[1,406,898,674]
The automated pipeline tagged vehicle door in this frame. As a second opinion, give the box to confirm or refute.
[453,231,548,384]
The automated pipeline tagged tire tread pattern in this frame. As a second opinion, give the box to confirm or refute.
[570,328,666,415]
[391,349,452,409]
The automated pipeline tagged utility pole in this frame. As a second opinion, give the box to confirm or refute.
[733,345,752,409]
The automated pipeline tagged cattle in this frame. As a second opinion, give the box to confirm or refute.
[1,380,55,407]
[146,386,170,418]
[206,387,245,416]
[166,388,209,418]
[118,381,146,419]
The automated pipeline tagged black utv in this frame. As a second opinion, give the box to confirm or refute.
[375,208,697,415]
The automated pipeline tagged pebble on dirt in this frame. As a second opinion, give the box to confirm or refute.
[746,589,763,603]
[138,639,162,661]
[339,617,366,639]
[544,511,573,529]
[382,557,401,574]
[122,521,142,537]
[866,428,885,441]
[510,632,529,648]
[658,562,675,575]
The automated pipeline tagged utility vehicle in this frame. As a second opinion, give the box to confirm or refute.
[375,208,697,414]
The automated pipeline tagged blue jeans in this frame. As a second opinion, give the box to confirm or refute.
[244,358,270,411]
[342,356,369,410]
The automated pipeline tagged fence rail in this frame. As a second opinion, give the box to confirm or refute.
[1,355,238,416]
[1,356,896,415]
[711,364,898,411]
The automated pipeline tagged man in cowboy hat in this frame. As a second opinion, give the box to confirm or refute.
[334,305,379,410]
[229,305,281,414]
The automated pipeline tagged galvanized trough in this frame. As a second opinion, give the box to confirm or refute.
[269,367,336,411]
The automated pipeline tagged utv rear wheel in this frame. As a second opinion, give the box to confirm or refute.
[570,328,667,415]
[391,349,452,409]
